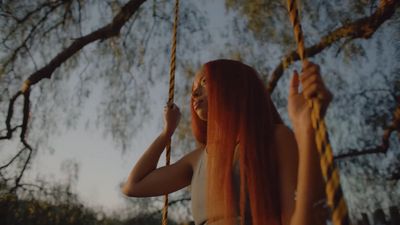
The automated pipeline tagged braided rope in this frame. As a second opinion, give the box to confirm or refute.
[285,1,350,225]
[162,0,179,225]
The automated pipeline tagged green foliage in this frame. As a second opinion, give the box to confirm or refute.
[225,0,293,46]
[225,0,374,42]
[0,193,100,225]
[0,182,181,225]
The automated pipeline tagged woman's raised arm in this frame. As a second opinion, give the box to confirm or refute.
[121,103,199,197]
[286,60,331,225]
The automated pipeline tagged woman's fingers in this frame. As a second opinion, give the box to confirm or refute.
[300,62,320,83]
[302,83,317,99]
[300,61,326,100]
[163,103,181,136]
[299,61,333,117]
[302,82,330,100]
[289,70,300,97]
[301,73,319,94]
[301,60,320,74]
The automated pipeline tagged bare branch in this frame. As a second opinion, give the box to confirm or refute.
[24,44,38,71]
[77,0,83,36]
[122,10,142,49]
[267,0,400,93]
[10,145,32,193]
[0,147,27,170]
[13,1,65,24]
[3,2,66,69]
[20,89,31,141]
[42,20,66,37]
[8,89,34,193]
[2,1,66,46]
[0,91,22,140]
[25,0,147,87]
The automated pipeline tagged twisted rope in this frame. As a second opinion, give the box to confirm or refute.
[162,0,179,224]
[285,1,350,225]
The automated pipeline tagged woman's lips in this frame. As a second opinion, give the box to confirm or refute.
[193,100,202,110]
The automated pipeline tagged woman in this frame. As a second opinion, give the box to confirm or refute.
[122,59,331,225]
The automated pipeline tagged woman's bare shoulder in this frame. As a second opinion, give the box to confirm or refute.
[178,146,205,171]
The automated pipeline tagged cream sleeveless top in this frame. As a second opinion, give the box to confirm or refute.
[191,149,251,225]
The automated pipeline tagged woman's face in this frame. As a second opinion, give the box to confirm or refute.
[192,70,208,121]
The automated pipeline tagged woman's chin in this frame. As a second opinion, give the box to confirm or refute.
[196,110,207,121]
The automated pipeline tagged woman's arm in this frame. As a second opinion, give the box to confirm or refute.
[275,125,298,225]
[121,103,198,197]
[284,60,331,225]
[290,125,328,225]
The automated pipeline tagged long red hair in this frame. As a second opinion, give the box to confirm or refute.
[191,59,283,225]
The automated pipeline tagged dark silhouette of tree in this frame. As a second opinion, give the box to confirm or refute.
[0,179,186,225]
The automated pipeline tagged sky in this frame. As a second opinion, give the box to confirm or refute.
[1,0,399,223]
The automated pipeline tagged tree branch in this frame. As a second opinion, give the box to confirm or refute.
[0,91,22,140]
[1,0,146,139]
[26,0,147,87]
[3,1,71,73]
[13,1,66,24]
[0,147,26,170]
[0,0,148,192]
[267,0,400,93]
[2,0,66,47]
[334,97,400,160]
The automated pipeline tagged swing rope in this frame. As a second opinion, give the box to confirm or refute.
[162,0,179,224]
[285,1,350,225]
